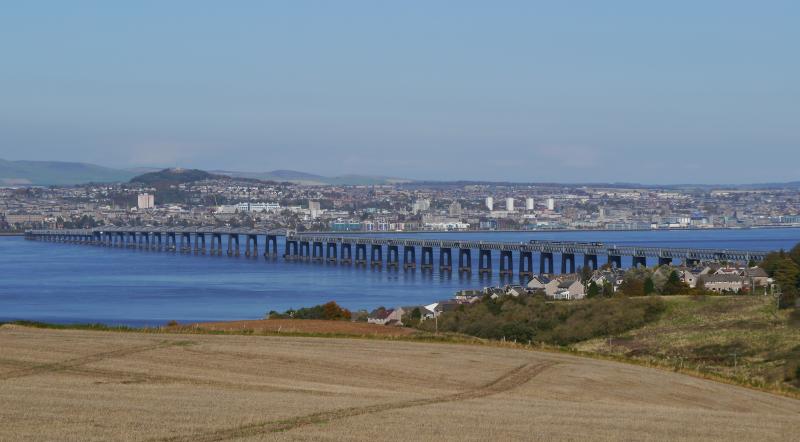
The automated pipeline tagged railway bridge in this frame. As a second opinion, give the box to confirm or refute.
[25,228,769,278]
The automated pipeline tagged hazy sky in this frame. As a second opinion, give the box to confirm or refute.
[1,1,798,183]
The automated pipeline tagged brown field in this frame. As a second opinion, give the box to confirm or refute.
[188,319,417,337]
[1,325,798,441]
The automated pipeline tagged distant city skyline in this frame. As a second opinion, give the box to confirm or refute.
[1,1,798,184]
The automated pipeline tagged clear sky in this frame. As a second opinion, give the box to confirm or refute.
[1,1,798,184]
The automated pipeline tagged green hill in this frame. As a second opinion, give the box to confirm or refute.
[129,168,225,186]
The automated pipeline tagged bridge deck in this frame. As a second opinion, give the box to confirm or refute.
[25,228,769,261]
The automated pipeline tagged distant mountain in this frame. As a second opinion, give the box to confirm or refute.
[210,169,410,185]
[130,168,226,186]
[0,159,137,186]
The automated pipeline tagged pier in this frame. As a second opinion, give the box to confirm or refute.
[25,227,769,276]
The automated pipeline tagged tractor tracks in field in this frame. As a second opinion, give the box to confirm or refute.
[154,360,558,442]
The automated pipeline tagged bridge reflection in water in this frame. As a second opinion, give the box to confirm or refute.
[26,228,768,277]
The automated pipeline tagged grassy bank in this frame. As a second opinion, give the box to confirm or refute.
[572,295,800,395]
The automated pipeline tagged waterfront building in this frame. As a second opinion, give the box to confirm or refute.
[506,197,514,212]
[485,196,494,211]
[526,197,534,210]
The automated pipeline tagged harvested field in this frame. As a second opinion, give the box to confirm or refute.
[188,319,417,337]
[1,325,798,441]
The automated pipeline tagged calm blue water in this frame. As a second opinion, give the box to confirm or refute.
[1,228,799,326]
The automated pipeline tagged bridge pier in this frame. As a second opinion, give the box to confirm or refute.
[284,240,298,259]
[583,254,598,270]
[519,251,533,279]
[560,253,575,274]
[326,242,338,262]
[458,248,472,274]
[181,233,192,253]
[479,249,492,275]
[540,252,554,274]
[167,233,178,252]
[633,256,647,268]
[370,244,383,268]
[421,246,434,271]
[403,246,416,270]
[340,243,352,264]
[355,243,367,266]
[298,241,310,261]
[387,245,399,268]
[608,255,622,269]
[499,250,513,276]
[196,233,206,254]
[312,242,324,262]
[685,258,700,267]
[658,257,672,266]
[439,247,452,273]
[245,235,258,257]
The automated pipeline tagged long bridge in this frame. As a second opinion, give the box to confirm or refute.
[24,227,769,278]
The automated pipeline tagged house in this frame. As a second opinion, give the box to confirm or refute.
[555,279,585,299]
[506,285,527,297]
[742,267,769,287]
[367,307,405,325]
[401,305,435,321]
[701,274,745,293]
[681,270,701,288]
[526,275,551,291]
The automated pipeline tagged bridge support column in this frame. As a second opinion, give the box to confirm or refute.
[263,235,276,257]
[421,247,433,271]
[439,248,452,273]
[458,248,472,274]
[370,245,383,268]
[284,240,298,259]
[540,252,554,274]
[403,246,416,270]
[341,243,352,264]
[387,245,399,268]
[197,233,206,254]
[583,254,598,271]
[519,251,533,279]
[181,233,191,253]
[499,250,513,276]
[227,234,240,256]
[685,258,700,267]
[355,244,367,265]
[312,242,324,262]
[658,257,672,266]
[560,253,575,274]
[247,235,258,257]
[633,256,647,268]
[607,255,622,269]
[479,249,492,275]
[298,241,310,260]
[327,242,338,262]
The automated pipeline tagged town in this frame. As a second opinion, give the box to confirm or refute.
[2,168,800,232]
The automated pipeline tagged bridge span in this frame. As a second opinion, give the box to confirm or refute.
[25,226,767,277]
[25,228,769,277]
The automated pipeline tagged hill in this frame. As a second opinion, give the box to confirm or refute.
[211,169,411,185]
[0,325,797,440]
[129,168,225,186]
[0,159,136,186]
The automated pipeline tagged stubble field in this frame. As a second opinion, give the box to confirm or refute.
[1,324,798,441]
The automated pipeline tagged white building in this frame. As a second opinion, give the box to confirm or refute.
[485,196,494,211]
[235,202,280,213]
[448,201,462,217]
[506,197,514,212]
[308,201,321,218]
[526,197,534,211]
[546,197,555,211]
[413,199,431,214]
[137,193,154,209]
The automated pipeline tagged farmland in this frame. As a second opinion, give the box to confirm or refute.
[1,324,798,441]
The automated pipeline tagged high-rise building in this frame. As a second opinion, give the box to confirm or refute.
[448,201,462,217]
[308,201,321,218]
[485,197,494,211]
[546,197,555,211]
[412,199,431,214]
[526,197,534,211]
[137,193,154,209]
[506,197,514,212]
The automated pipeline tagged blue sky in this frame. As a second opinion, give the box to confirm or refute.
[1,1,798,183]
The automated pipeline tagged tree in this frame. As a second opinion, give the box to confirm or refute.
[602,282,615,297]
[587,281,600,298]
[760,249,800,308]
[644,277,656,295]
[661,270,688,296]
[580,266,593,284]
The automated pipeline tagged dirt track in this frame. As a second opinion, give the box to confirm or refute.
[1,325,798,441]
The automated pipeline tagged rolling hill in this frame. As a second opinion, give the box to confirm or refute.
[0,159,137,186]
